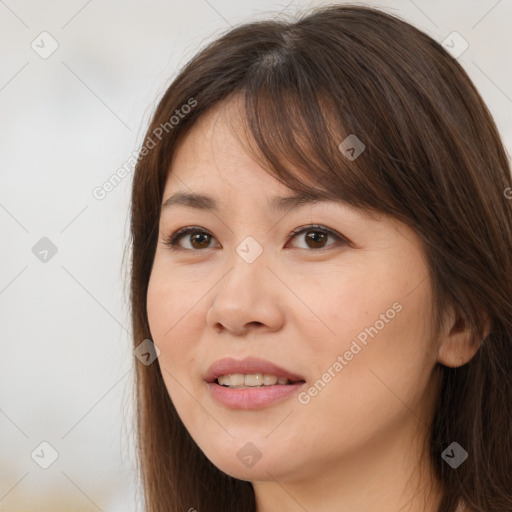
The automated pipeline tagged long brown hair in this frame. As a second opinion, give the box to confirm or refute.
[128,5,512,511]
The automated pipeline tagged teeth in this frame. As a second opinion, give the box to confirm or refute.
[263,374,278,385]
[217,373,292,387]
[244,373,263,386]
[225,373,245,386]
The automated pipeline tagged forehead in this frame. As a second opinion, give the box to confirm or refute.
[161,97,383,224]
[163,99,302,195]
[162,117,340,216]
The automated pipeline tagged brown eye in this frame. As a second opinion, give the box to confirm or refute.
[304,230,328,248]
[288,226,346,250]
[163,227,218,250]
[188,232,213,249]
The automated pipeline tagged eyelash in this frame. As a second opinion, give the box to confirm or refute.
[162,225,348,252]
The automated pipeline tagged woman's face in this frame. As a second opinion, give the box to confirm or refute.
[146,99,442,485]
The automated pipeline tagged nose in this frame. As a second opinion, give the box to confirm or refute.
[205,248,285,336]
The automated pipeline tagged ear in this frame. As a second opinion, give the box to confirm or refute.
[437,304,491,368]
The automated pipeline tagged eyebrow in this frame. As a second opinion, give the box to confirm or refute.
[161,191,338,214]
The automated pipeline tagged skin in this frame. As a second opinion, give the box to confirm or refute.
[146,98,480,512]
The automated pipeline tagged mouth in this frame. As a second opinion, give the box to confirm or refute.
[204,357,306,409]
[204,356,306,385]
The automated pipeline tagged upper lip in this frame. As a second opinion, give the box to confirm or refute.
[204,357,306,383]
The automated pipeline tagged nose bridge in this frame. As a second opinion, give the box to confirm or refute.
[218,235,269,299]
[206,235,284,334]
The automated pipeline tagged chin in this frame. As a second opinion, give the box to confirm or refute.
[209,455,286,482]
[196,439,293,482]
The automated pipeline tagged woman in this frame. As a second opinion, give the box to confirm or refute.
[128,4,512,511]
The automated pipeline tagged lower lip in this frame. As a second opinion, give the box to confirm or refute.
[207,381,305,409]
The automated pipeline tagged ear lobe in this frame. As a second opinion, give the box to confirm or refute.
[437,307,488,368]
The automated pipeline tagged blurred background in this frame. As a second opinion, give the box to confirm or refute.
[1,0,511,510]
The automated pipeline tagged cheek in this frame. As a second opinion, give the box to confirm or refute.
[146,267,207,430]
[146,260,207,340]
[321,254,434,362]
[146,264,205,385]
[292,263,410,357]
[302,281,434,441]
[297,260,435,413]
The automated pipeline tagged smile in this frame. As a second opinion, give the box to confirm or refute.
[216,373,297,387]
